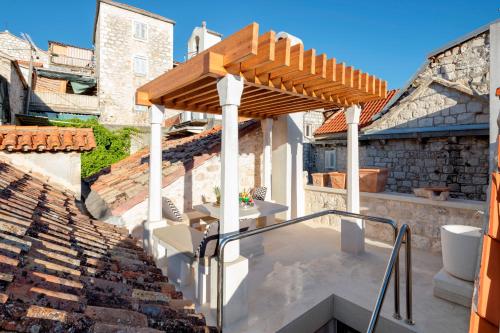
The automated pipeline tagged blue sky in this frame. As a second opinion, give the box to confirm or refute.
[0,0,498,89]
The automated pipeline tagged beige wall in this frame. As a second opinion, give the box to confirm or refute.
[0,152,82,198]
[95,2,174,126]
[305,185,485,252]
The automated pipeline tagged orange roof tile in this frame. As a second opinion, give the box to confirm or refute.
[0,126,96,152]
[314,89,398,136]
[497,87,500,97]
[85,120,259,218]
[0,161,213,332]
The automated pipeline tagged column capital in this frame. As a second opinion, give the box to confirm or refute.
[150,104,165,125]
[217,74,244,107]
[345,105,362,125]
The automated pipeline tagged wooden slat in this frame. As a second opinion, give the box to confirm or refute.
[239,31,276,72]
[269,43,304,78]
[255,37,291,75]
[138,52,225,103]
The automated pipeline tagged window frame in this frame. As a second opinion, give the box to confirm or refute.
[133,55,148,76]
[133,21,148,41]
[324,150,337,170]
[305,123,313,138]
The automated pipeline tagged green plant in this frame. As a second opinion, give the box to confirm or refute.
[49,118,138,178]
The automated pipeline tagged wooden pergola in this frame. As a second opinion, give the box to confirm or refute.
[136,22,386,118]
[139,22,388,326]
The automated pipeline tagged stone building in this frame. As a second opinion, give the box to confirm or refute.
[309,21,498,201]
[0,51,26,123]
[93,0,175,126]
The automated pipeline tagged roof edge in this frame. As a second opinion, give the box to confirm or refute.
[93,0,176,44]
[427,18,499,59]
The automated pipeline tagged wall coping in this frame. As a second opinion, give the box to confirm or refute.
[305,185,486,212]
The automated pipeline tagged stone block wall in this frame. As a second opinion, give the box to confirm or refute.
[95,2,173,126]
[0,56,25,123]
[366,32,489,133]
[0,31,49,65]
[308,135,489,201]
[119,127,263,230]
[305,185,485,252]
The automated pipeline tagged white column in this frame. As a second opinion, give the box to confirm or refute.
[261,118,273,200]
[217,74,244,262]
[341,105,364,254]
[289,112,305,218]
[211,74,248,326]
[145,104,164,253]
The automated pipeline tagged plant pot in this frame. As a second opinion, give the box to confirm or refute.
[359,167,388,193]
[311,173,327,187]
[441,225,481,281]
[326,172,346,189]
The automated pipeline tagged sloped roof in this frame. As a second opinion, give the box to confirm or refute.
[0,160,213,332]
[0,126,96,152]
[314,89,398,136]
[85,120,259,218]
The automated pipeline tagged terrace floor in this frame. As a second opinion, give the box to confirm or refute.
[190,222,470,333]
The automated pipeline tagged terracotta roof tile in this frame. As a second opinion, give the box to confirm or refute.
[86,120,259,218]
[0,126,96,152]
[497,87,500,97]
[314,89,398,136]
[0,160,214,332]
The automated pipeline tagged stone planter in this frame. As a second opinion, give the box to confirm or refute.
[326,172,346,189]
[441,225,481,281]
[359,167,388,193]
[311,173,327,187]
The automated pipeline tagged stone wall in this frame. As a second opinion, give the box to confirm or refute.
[95,2,174,126]
[0,55,25,123]
[118,127,263,231]
[310,135,489,200]
[305,185,485,252]
[0,31,49,65]
[303,111,325,173]
[366,32,489,133]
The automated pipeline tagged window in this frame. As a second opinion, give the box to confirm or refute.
[305,123,313,138]
[325,150,337,170]
[133,21,148,40]
[133,56,147,76]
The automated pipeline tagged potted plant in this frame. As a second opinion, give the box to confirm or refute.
[213,186,221,206]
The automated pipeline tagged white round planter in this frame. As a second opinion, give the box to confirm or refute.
[441,225,482,281]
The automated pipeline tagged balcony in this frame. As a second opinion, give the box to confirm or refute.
[30,91,99,115]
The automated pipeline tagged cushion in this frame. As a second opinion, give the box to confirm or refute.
[252,186,267,201]
[162,197,183,222]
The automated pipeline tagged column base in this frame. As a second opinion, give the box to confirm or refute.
[144,219,166,255]
[341,217,365,254]
[210,256,249,327]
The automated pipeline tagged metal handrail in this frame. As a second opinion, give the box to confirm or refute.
[367,224,414,333]
[216,209,413,332]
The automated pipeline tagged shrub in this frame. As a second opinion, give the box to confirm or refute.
[49,118,138,178]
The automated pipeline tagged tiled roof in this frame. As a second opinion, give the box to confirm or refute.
[0,160,213,332]
[314,89,398,136]
[86,120,259,218]
[497,87,500,96]
[0,126,96,152]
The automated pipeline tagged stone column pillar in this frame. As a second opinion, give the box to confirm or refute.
[218,74,244,262]
[210,74,248,325]
[145,104,165,253]
[341,105,364,254]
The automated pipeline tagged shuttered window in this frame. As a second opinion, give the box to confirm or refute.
[133,56,148,76]
[325,150,337,170]
[133,21,147,40]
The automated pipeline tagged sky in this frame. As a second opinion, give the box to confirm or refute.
[0,0,498,89]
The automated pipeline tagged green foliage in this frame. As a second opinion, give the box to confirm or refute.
[49,118,138,178]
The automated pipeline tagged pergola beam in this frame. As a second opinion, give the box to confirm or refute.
[136,21,388,119]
